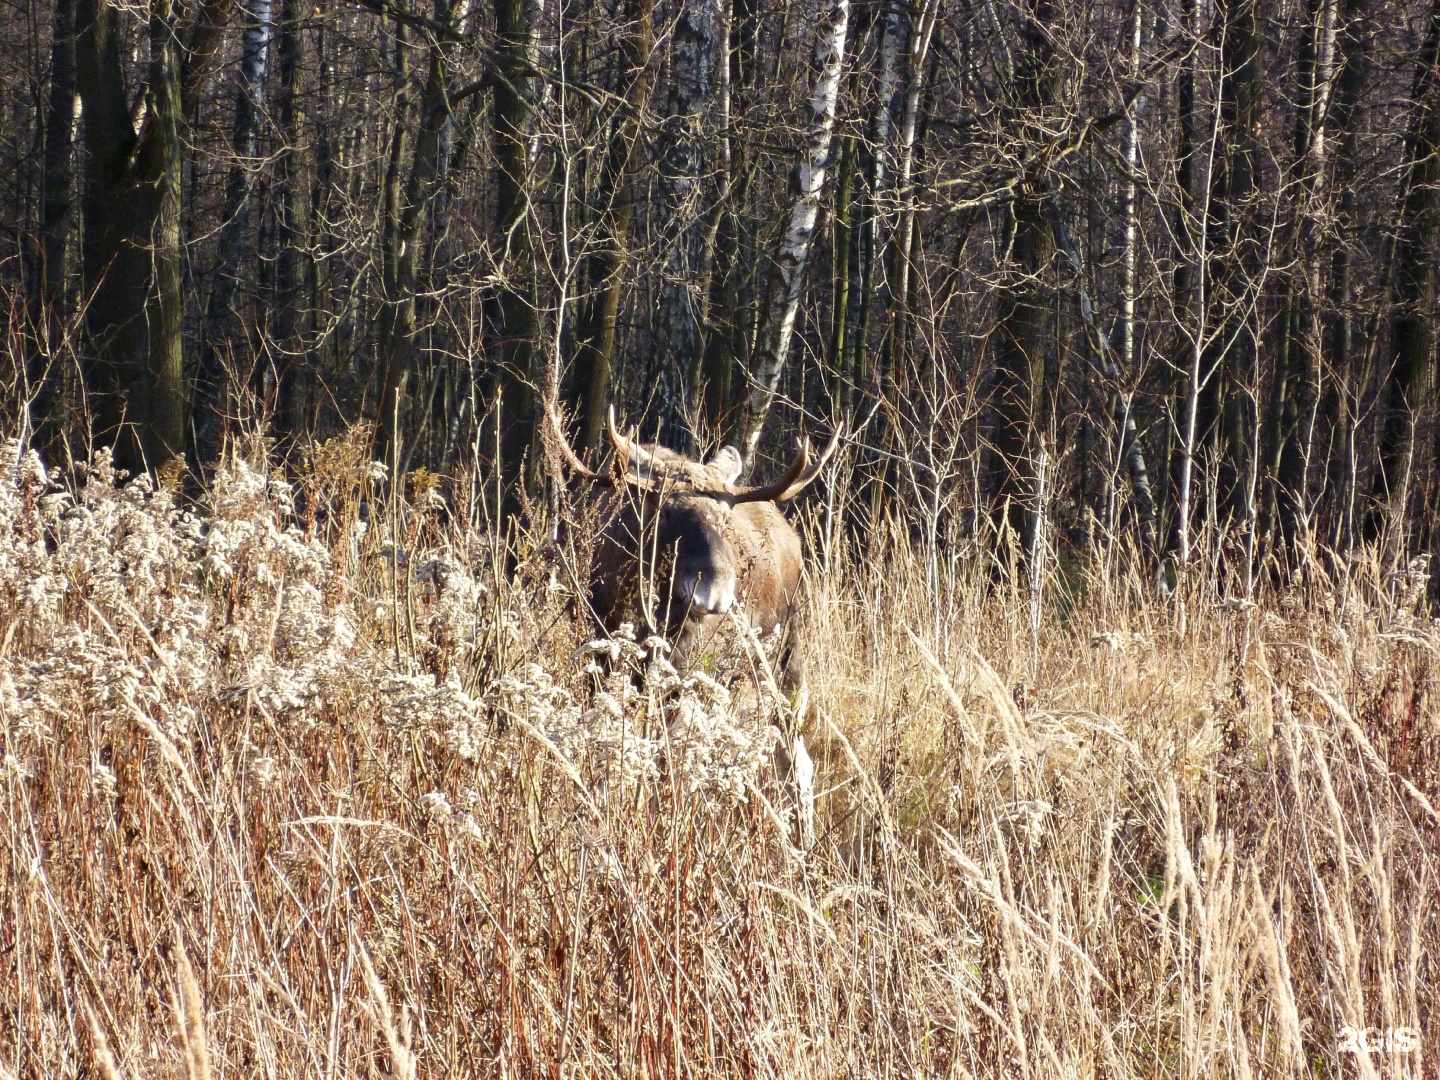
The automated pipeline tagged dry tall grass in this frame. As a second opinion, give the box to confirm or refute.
[0,435,1435,1077]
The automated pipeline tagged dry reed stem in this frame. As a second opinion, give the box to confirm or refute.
[170,933,212,1080]
[358,939,418,1080]
[83,1004,124,1080]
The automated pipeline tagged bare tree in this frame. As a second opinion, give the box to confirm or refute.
[1370,0,1440,557]
[491,0,545,487]
[38,0,76,328]
[740,0,851,468]
[378,0,455,459]
[652,0,714,448]
[270,0,305,438]
[572,0,654,453]
[25,0,78,452]
[1273,0,1338,556]
[195,0,272,462]
[987,0,1059,559]
[75,0,233,468]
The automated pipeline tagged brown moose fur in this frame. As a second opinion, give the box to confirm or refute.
[585,444,807,688]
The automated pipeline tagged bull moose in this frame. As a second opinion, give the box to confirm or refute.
[547,403,840,847]
[547,403,840,685]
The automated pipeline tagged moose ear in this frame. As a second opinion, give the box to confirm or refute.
[707,446,743,485]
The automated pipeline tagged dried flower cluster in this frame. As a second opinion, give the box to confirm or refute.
[0,442,791,819]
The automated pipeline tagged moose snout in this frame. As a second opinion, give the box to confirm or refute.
[674,560,736,615]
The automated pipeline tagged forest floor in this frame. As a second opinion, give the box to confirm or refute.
[1,433,1436,1078]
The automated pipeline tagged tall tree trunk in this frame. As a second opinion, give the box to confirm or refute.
[377,1,452,460]
[986,0,1057,558]
[1322,0,1368,553]
[75,0,232,471]
[572,0,653,453]
[40,0,77,319]
[27,0,77,452]
[271,0,305,439]
[141,0,188,470]
[739,0,850,468]
[196,0,272,463]
[378,17,410,446]
[1118,0,1158,560]
[1165,0,1200,564]
[848,1,903,412]
[1171,0,1257,570]
[699,0,761,435]
[1211,0,1259,530]
[652,0,713,449]
[1275,0,1337,556]
[312,19,339,374]
[828,131,856,416]
[491,0,544,489]
[881,1,937,387]
[1369,0,1440,550]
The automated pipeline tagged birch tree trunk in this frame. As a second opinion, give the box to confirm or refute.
[739,0,849,469]
[1164,0,1199,562]
[1118,0,1158,559]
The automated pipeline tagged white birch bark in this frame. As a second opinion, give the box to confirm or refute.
[740,0,850,468]
[1117,0,1158,558]
[1174,0,1222,577]
[1121,2,1141,389]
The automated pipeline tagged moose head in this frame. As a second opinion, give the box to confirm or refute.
[547,402,841,678]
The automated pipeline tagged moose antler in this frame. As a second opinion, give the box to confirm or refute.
[545,398,611,485]
[607,405,664,479]
[731,422,843,504]
[548,400,660,489]
[554,398,835,500]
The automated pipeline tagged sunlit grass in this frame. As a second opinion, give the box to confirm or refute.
[0,437,1434,1077]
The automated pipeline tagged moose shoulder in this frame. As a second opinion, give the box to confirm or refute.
[547,403,840,683]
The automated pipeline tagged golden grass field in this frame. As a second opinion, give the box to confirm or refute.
[1,432,1436,1077]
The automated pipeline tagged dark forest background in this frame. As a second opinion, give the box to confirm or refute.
[3,0,1440,595]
